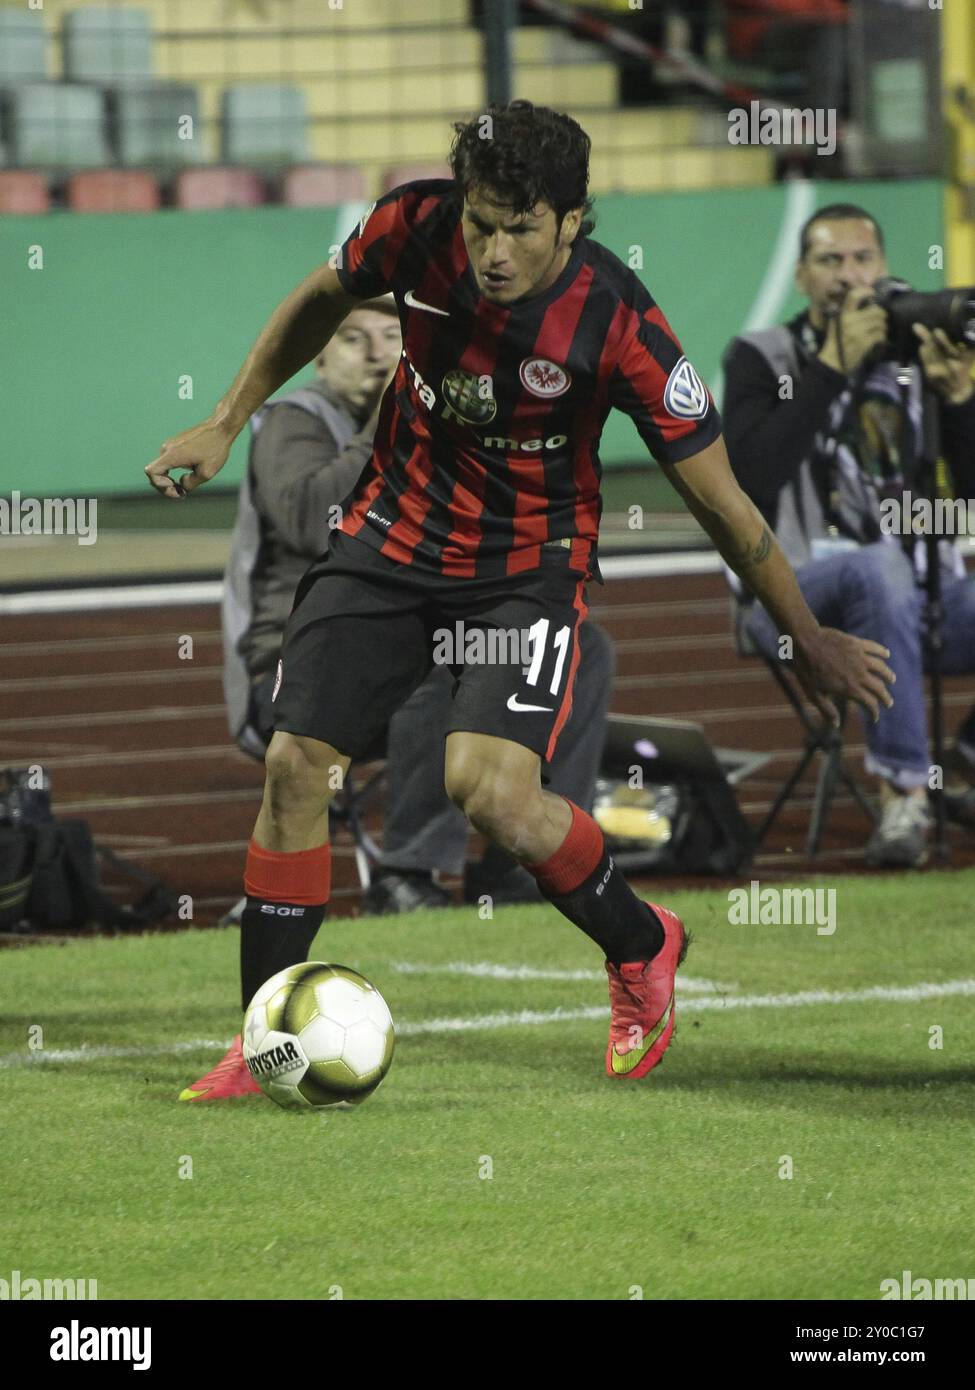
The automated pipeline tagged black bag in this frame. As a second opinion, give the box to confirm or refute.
[0,824,33,930]
[24,820,177,931]
[0,766,177,932]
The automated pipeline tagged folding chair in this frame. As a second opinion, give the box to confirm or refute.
[730,590,877,858]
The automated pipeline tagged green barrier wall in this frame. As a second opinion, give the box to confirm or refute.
[1,179,945,497]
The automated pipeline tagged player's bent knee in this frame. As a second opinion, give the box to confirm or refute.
[264,732,349,811]
[449,770,533,840]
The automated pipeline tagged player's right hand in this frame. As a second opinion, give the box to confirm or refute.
[793,627,895,727]
[145,419,235,499]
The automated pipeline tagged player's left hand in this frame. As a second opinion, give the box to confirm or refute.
[792,628,895,727]
[914,323,975,406]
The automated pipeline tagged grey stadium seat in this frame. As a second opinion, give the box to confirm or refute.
[7,83,110,168]
[0,10,48,85]
[111,81,202,166]
[62,7,153,85]
[220,84,310,165]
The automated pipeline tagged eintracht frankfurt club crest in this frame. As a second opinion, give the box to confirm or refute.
[519,357,571,398]
[663,356,709,420]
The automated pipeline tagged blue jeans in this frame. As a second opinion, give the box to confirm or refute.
[746,542,975,790]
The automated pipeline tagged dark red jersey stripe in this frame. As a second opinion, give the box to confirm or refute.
[546,575,590,763]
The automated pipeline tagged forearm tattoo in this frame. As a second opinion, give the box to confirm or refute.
[731,523,773,569]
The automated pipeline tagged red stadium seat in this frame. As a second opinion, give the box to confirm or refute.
[282,164,366,207]
[0,171,49,213]
[381,163,451,193]
[174,167,266,209]
[67,169,160,212]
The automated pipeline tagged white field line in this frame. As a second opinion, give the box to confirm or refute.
[390,961,734,992]
[2,979,973,1068]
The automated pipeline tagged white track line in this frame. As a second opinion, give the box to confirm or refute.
[4,632,221,657]
[36,744,257,771]
[0,583,223,615]
[0,667,221,692]
[0,705,228,731]
[0,557,725,617]
[2,979,972,1068]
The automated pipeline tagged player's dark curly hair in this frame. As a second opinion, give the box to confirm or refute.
[450,100,595,236]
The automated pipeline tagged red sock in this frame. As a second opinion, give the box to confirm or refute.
[527,800,604,896]
[526,801,663,964]
[244,840,331,905]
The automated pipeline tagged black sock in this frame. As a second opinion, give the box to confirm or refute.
[240,898,326,1011]
[538,850,664,966]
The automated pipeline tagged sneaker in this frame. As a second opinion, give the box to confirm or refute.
[605,903,688,1080]
[178,1034,262,1101]
[361,870,451,916]
[865,792,930,868]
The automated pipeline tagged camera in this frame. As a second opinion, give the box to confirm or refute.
[870,276,975,361]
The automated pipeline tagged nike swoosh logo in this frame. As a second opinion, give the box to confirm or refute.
[507,694,554,713]
[405,289,449,317]
[610,993,674,1075]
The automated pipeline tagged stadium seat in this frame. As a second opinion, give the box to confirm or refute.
[381,162,451,192]
[67,168,161,212]
[62,7,154,85]
[7,83,110,168]
[0,10,48,85]
[174,167,266,209]
[281,164,367,207]
[110,81,202,166]
[0,171,50,214]
[220,84,310,166]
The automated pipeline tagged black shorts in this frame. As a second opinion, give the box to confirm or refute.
[271,530,592,763]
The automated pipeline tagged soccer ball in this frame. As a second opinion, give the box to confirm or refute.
[242,962,394,1110]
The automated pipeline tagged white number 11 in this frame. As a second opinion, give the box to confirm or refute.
[525,618,571,696]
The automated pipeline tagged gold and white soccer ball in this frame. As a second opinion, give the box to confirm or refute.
[242,962,394,1110]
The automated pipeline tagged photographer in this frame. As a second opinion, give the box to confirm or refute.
[723,203,975,867]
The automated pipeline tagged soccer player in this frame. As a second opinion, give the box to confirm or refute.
[147,102,894,1099]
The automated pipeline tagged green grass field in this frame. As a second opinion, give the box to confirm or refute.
[2,873,973,1301]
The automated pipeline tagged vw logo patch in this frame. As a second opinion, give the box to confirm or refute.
[519,357,571,398]
[442,368,498,424]
[663,356,709,420]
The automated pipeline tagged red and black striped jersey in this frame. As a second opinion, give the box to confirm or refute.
[334,179,721,579]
